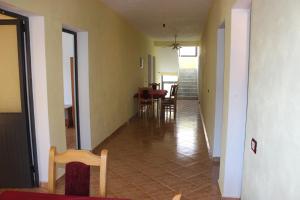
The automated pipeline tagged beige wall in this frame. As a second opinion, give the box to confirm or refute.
[199,2,236,192]
[201,0,300,198]
[242,0,300,199]
[179,48,199,69]
[154,47,179,82]
[201,0,245,196]
[1,0,153,154]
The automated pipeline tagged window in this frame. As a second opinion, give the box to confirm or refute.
[179,46,198,57]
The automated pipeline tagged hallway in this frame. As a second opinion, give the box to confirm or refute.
[0,100,220,199]
[93,100,220,199]
[0,0,299,199]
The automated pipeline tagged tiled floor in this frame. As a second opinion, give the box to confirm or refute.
[66,127,76,149]
[93,100,221,199]
[1,100,221,200]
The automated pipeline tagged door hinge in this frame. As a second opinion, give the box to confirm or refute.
[21,20,26,32]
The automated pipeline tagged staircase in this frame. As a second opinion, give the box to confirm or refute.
[177,68,198,100]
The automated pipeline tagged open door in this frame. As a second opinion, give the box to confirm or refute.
[62,29,81,149]
[148,54,153,84]
[0,11,38,188]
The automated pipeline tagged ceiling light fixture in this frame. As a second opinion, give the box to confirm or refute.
[171,34,182,50]
[162,23,181,50]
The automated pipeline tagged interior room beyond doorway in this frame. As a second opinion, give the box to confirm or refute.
[62,29,80,149]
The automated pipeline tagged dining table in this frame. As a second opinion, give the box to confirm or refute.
[134,89,168,118]
[0,191,130,200]
[133,89,168,99]
[150,89,168,99]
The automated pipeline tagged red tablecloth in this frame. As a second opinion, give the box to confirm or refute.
[134,89,168,99]
[0,191,129,200]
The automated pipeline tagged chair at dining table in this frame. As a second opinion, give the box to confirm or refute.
[161,84,179,117]
[149,83,161,114]
[137,87,154,117]
[48,146,108,197]
[149,82,161,90]
[172,194,182,200]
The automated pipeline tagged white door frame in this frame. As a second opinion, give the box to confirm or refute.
[218,0,252,198]
[148,54,153,84]
[213,23,225,158]
[62,26,92,151]
[152,56,156,83]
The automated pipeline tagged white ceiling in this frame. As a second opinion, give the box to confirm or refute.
[100,0,212,41]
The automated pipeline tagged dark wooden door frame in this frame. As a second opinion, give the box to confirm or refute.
[62,28,81,149]
[0,8,39,187]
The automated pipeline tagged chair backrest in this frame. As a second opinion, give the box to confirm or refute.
[170,84,179,98]
[149,83,160,90]
[172,194,182,200]
[48,146,108,197]
[138,87,153,100]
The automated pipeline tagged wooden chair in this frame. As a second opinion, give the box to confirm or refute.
[48,146,108,197]
[149,82,161,90]
[137,87,154,117]
[149,83,161,115]
[172,194,182,200]
[161,84,179,116]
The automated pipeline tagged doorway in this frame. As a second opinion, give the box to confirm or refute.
[0,9,39,187]
[148,54,153,84]
[213,24,225,158]
[152,56,156,83]
[62,29,80,149]
[177,46,199,100]
[218,3,251,198]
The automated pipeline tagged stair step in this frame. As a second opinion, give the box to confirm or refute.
[179,82,197,85]
[178,92,198,95]
[178,88,198,92]
[178,87,198,90]
[178,91,198,94]
[179,69,197,72]
[179,86,198,89]
[178,74,197,76]
[178,94,198,97]
[178,92,198,94]
[178,68,198,99]
[179,77,197,79]
[179,80,197,82]
[179,84,197,87]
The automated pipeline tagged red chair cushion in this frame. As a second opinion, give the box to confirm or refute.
[151,84,157,90]
[141,89,151,99]
[65,162,90,196]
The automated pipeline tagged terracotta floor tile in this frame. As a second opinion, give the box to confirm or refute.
[170,167,202,179]
[167,180,199,195]
[65,127,76,149]
[155,173,182,187]
[0,100,221,200]
[148,188,176,200]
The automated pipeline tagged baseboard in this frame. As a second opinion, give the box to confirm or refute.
[198,104,211,154]
[212,157,220,162]
[92,125,125,154]
[40,171,66,190]
[39,182,47,189]
[218,179,241,200]
[92,113,137,153]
